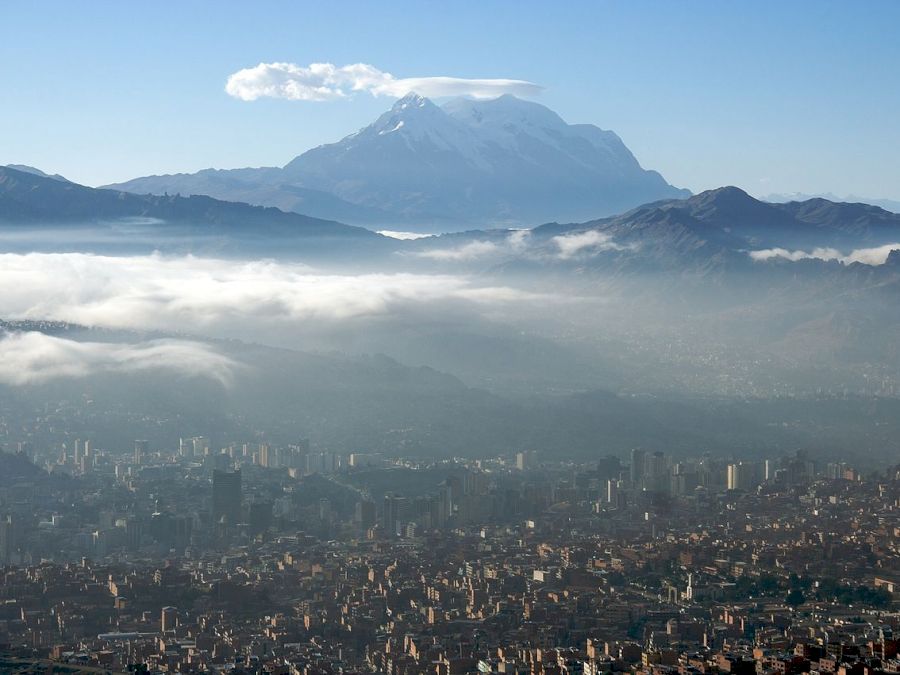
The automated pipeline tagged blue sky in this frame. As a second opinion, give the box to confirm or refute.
[2,0,899,199]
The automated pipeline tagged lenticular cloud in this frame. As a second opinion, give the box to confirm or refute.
[225,62,542,102]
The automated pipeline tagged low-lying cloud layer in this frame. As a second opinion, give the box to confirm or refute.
[749,243,900,266]
[0,331,237,386]
[414,240,502,261]
[225,62,542,102]
[407,229,632,262]
[0,252,555,386]
[411,230,533,262]
[0,252,542,332]
[553,230,628,259]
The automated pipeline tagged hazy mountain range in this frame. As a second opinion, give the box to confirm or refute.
[3,319,899,464]
[766,192,900,214]
[3,163,900,464]
[410,185,900,277]
[104,93,690,230]
[0,164,386,258]
[0,165,370,237]
[5,165,900,271]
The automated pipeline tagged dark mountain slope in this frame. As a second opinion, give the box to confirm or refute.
[0,166,378,240]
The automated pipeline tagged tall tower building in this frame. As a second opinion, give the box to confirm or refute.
[134,439,149,465]
[727,463,740,491]
[212,469,242,525]
[607,479,619,505]
[645,451,669,493]
[727,462,758,491]
[193,437,209,457]
[630,449,646,488]
[0,516,13,565]
[383,493,407,537]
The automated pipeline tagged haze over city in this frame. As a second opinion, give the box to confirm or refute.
[1,2,900,674]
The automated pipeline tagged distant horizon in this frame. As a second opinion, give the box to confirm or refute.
[5,157,900,218]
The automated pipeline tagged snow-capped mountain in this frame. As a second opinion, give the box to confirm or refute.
[106,93,689,230]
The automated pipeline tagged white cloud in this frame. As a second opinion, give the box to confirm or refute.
[844,245,900,265]
[748,247,841,263]
[225,62,542,102]
[553,230,626,259]
[0,252,541,332]
[749,243,900,266]
[412,231,534,261]
[414,240,501,261]
[0,331,237,386]
[507,229,532,251]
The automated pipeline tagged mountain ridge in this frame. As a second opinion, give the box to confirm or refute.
[7,167,900,277]
[407,186,900,279]
[0,165,379,240]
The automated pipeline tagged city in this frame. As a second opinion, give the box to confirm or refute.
[0,439,898,674]
[3,2,900,674]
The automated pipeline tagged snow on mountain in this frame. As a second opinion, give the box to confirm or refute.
[106,94,690,231]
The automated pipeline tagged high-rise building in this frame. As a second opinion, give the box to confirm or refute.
[383,494,407,537]
[305,451,339,474]
[464,471,489,496]
[193,437,209,457]
[515,450,537,471]
[258,444,271,468]
[134,439,149,465]
[212,469,242,525]
[606,479,619,505]
[0,516,14,565]
[727,462,759,491]
[630,449,646,488]
[355,499,376,530]
[161,606,178,632]
[436,482,453,528]
[646,451,668,493]
[727,463,740,491]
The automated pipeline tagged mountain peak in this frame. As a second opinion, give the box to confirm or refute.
[692,186,755,203]
[685,186,772,217]
[673,186,803,242]
[391,92,433,111]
